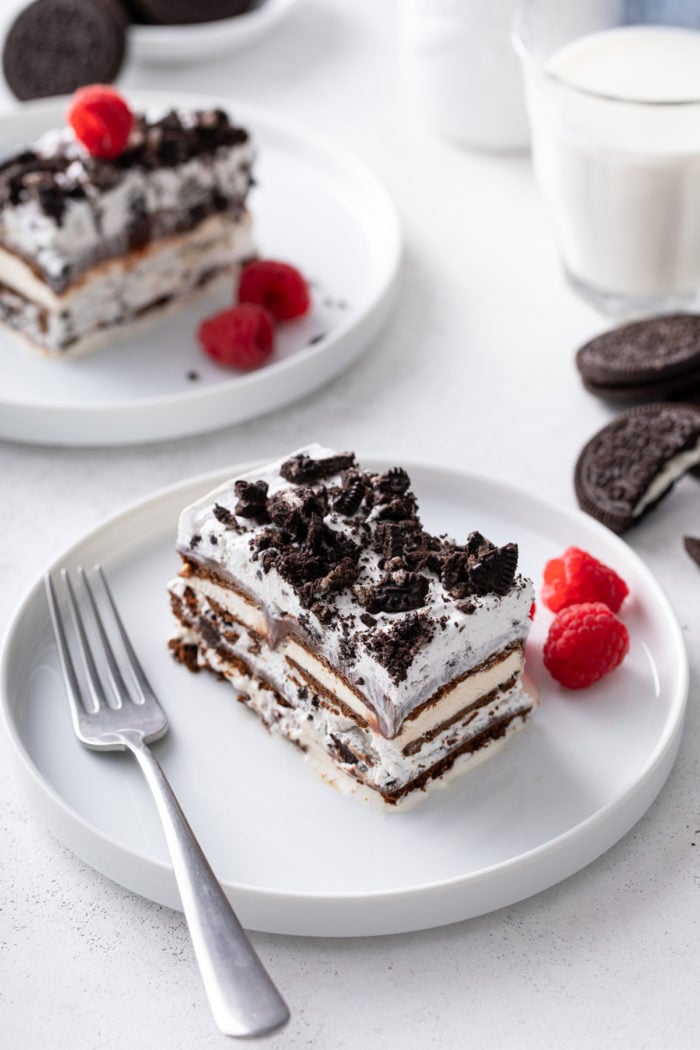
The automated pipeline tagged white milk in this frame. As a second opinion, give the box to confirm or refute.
[526,25,700,307]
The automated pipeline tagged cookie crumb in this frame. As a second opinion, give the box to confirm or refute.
[683,535,700,566]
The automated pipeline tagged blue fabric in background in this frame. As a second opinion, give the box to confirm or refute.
[625,0,700,27]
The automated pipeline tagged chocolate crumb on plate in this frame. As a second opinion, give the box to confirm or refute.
[574,402,700,533]
[683,536,700,566]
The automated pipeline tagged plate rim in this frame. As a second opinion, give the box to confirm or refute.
[0,91,401,443]
[0,457,689,932]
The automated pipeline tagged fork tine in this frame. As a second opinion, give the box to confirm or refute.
[44,572,92,722]
[61,569,110,713]
[79,567,131,707]
[95,564,157,705]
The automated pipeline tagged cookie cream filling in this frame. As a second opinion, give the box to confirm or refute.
[633,436,700,516]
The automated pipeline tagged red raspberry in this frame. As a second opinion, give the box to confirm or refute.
[197,304,275,370]
[238,260,311,321]
[542,547,628,614]
[68,85,133,160]
[543,602,629,690]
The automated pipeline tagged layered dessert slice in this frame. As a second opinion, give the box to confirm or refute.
[0,105,254,356]
[168,446,536,806]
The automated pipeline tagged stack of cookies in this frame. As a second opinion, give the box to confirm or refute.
[2,0,256,100]
[573,314,700,550]
[576,314,700,404]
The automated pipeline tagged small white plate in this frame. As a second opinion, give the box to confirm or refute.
[0,91,400,447]
[0,459,688,936]
[129,0,300,66]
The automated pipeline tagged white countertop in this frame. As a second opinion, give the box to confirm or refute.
[1,2,698,1047]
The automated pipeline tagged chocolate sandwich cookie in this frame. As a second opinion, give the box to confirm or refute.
[574,403,700,534]
[3,0,128,101]
[576,314,700,403]
[129,0,254,24]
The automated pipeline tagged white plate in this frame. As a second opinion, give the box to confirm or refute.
[0,459,688,936]
[129,0,300,66]
[0,92,400,447]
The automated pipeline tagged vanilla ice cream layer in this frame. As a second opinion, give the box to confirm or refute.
[170,593,535,800]
[173,573,524,745]
[0,212,253,355]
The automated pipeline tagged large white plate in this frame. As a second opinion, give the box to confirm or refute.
[129,0,300,65]
[0,460,688,936]
[0,92,400,447]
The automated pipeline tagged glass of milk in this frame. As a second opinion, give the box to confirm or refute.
[514,0,700,316]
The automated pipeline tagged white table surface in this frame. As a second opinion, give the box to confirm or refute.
[1,2,698,1047]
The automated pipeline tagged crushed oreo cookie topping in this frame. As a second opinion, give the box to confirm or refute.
[365,613,435,684]
[186,448,526,683]
[333,478,366,517]
[233,480,269,521]
[212,503,237,527]
[0,108,248,220]
[279,451,356,484]
[357,570,430,614]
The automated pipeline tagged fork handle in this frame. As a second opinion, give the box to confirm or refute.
[122,731,290,1039]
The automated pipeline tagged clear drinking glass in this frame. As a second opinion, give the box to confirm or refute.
[513,0,700,317]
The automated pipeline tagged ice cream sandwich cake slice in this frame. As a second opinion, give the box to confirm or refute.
[168,446,536,807]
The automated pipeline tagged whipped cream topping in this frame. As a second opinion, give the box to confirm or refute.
[176,445,534,736]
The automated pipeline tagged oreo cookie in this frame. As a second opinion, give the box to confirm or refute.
[129,0,254,23]
[574,403,700,534]
[576,314,700,403]
[2,0,128,101]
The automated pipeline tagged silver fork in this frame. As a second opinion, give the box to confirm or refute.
[44,565,290,1040]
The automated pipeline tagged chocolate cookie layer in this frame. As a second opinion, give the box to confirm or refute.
[576,314,700,403]
[2,0,128,101]
[574,403,700,533]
